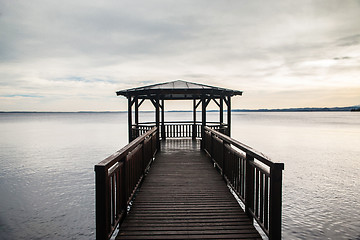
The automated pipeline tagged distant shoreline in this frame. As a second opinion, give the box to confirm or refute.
[1,105,359,113]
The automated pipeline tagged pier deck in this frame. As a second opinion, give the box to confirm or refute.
[116,139,262,240]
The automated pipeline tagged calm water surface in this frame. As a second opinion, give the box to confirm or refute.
[0,112,359,239]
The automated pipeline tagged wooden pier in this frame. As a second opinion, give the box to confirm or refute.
[117,139,261,239]
[95,80,284,240]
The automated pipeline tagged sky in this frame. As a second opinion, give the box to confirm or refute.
[1,0,360,111]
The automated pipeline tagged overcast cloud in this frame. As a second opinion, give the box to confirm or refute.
[1,0,360,111]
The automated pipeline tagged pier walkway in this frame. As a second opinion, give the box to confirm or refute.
[116,139,261,239]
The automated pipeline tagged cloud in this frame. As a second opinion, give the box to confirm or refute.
[1,94,43,98]
[1,0,360,111]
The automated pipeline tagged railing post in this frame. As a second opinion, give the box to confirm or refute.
[192,123,197,140]
[193,99,197,140]
[269,163,284,240]
[161,100,166,141]
[245,153,254,219]
[210,132,214,157]
[128,97,133,142]
[95,165,109,240]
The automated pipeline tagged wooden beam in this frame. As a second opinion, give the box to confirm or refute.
[212,98,220,108]
[193,99,197,139]
[161,99,165,140]
[138,98,145,107]
[195,99,201,109]
[206,98,211,107]
[128,96,133,142]
[135,97,139,125]
[130,97,137,107]
[150,98,157,107]
[220,97,223,124]
[201,97,207,147]
[155,96,161,150]
[227,96,231,137]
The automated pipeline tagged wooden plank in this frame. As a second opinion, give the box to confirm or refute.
[116,139,261,240]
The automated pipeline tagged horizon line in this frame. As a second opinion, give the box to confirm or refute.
[1,105,359,114]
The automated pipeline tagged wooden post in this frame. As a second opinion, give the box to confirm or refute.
[220,97,224,133]
[135,97,139,125]
[201,97,206,149]
[245,154,254,219]
[269,163,284,240]
[220,97,223,124]
[193,99,197,140]
[128,96,133,143]
[161,100,165,140]
[155,96,161,151]
[95,165,109,240]
[227,96,231,137]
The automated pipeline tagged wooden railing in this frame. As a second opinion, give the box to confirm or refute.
[132,124,155,139]
[203,126,284,240]
[94,127,158,240]
[132,121,228,140]
[162,121,201,138]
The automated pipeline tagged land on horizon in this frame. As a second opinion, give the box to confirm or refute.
[1,105,359,113]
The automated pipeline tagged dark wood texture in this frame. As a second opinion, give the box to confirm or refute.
[116,139,261,240]
[95,127,159,240]
[203,126,284,239]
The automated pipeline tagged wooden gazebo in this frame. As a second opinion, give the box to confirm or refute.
[116,80,242,143]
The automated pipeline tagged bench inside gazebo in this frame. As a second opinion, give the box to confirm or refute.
[95,80,284,240]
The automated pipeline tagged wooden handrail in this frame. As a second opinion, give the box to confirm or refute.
[97,127,157,168]
[203,126,284,240]
[95,127,158,240]
[204,126,283,168]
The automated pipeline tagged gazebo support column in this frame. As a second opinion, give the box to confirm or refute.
[134,97,139,126]
[220,97,224,125]
[201,97,206,149]
[155,97,161,150]
[192,99,197,140]
[227,96,231,137]
[161,100,165,140]
[128,96,133,142]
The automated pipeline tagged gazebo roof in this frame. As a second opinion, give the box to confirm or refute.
[116,80,242,100]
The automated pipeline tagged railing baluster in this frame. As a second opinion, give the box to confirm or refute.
[260,172,264,223]
[264,176,269,231]
[236,154,239,193]
[115,169,120,219]
[245,154,255,219]
[111,175,116,226]
[255,168,259,218]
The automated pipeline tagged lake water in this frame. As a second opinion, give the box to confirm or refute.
[0,112,359,240]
